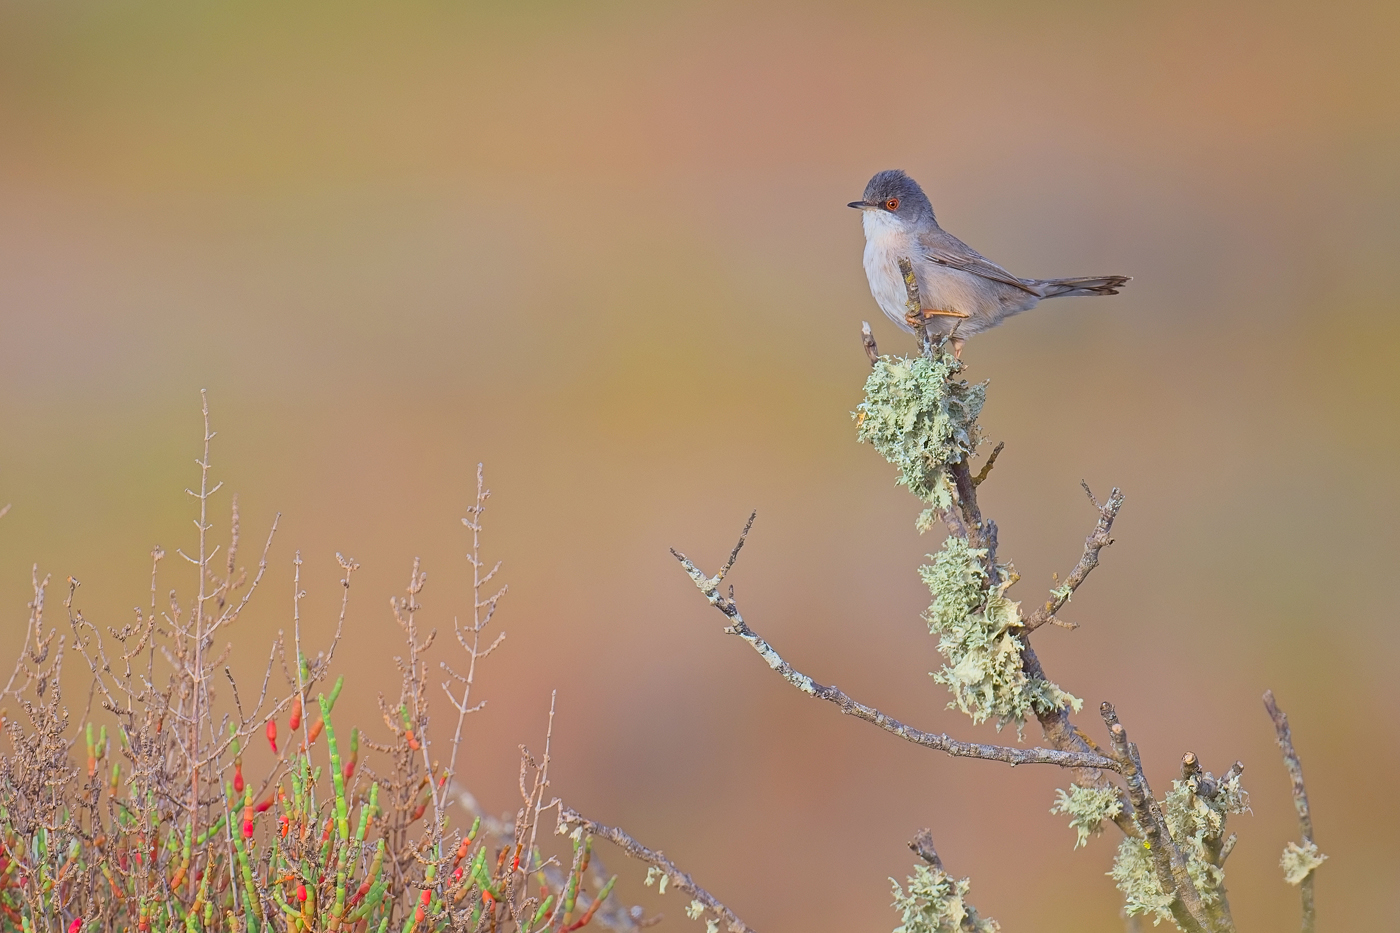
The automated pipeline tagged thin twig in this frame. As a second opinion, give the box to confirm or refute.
[446,464,507,786]
[1023,484,1125,633]
[972,442,1004,487]
[558,806,755,933]
[1264,690,1318,933]
[670,523,1122,773]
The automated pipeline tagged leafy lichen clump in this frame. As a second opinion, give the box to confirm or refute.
[1051,783,1124,849]
[1109,838,1177,925]
[921,536,1080,732]
[855,353,985,531]
[890,863,1000,933]
[1111,772,1250,924]
[1280,839,1326,885]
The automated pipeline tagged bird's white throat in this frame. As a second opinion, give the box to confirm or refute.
[860,208,904,243]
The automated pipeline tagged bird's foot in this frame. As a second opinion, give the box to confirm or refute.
[904,307,970,328]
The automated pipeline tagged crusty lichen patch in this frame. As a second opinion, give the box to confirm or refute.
[1111,771,1250,924]
[1051,784,1124,849]
[855,353,984,531]
[1280,839,1326,886]
[890,863,999,933]
[921,536,1079,733]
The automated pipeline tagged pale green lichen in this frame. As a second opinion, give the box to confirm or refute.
[890,863,999,933]
[855,353,985,531]
[1051,784,1124,849]
[921,536,1080,733]
[1280,839,1326,885]
[1109,837,1176,925]
[1111,771,1251,925]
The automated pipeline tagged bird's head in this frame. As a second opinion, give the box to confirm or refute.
[848,170,935,225]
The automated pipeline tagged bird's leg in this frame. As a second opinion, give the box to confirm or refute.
[904,307,971,328]
[903,308,970,358]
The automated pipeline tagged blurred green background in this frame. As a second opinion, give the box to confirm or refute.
[2,0,1397,929]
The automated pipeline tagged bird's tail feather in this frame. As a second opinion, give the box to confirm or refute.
[1031,275,1131,299]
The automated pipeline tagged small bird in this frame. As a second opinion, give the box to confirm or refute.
[850,169,1129,356]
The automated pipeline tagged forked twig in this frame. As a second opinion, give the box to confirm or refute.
[1023,484,1125,633]
[671,518,1122,773]
[558,806,755,933]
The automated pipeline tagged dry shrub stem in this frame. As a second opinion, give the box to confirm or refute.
[557,807,753,933]
[0,404,645,933]
[670,534,1121,773]
[1264,691,1318,933]
[1101,703,1210,933]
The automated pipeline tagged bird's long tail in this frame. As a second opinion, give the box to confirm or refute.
[1030,275,1131,299]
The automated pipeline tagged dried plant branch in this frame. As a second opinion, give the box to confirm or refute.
[445,464,508,787]
[861,321,879,366]
[1101,702,1211,933]
[558,805,755,933]
[1023,483,1125,633]
[671,525,1122,773]
[908,828,944,870]
[971,442,1004,487]
[1264,690,1319,933]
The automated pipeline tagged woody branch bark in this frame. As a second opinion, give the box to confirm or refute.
[1023,482,1125,632]
[1101,703,1212,933]
[670,515,1122,773]
[558,806,755,933]
[893,259,1135,816]
[1264,690,1319,933]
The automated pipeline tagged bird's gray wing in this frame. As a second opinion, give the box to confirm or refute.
[916,229,1039,295]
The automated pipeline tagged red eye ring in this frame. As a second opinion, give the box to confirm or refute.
[885,197,899,211]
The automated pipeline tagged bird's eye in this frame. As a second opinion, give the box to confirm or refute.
[885,197,899,211]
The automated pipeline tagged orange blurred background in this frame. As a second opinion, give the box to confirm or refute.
[1,1,1397,929]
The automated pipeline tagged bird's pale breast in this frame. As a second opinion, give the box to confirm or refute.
[861,211,917,333]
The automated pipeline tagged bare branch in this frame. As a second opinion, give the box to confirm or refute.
[558,805,755,933]
[446,464,508,786]
[671,529,1122,773]
[1264,690,1318,933]
[1023,485,1125,633]
[972,442,1004,487]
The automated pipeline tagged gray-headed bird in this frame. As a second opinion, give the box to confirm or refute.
[850,169,1129,357]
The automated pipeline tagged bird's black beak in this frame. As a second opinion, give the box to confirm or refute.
[847,200,874,210]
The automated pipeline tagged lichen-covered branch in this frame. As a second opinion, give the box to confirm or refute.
[557,805,755,933]
[1264,690,1322,933]
[894,829,999,933]
[670,531,1122,773]
[1023,483,1125,633]
[1100,703,1211,933]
